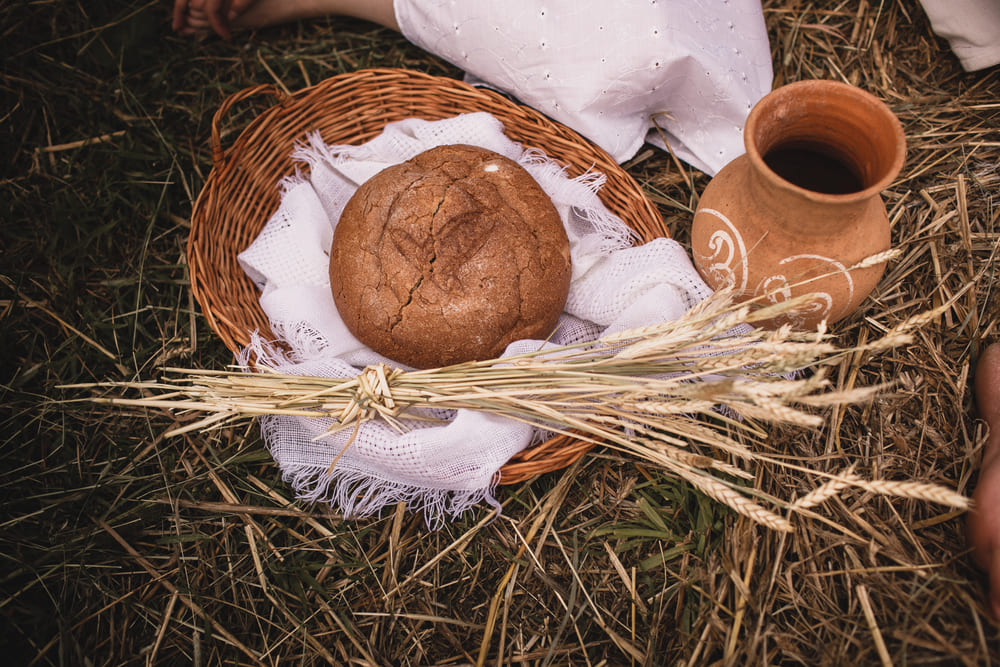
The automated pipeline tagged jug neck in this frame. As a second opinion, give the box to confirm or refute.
[742,79,905,234]
[746,159,874,235]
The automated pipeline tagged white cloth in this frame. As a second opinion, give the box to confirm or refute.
[918,0,1000,71]
[238,113,713,525]
[393,0,774,174]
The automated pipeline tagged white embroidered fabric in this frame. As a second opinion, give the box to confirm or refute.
[393,0,774,175]
[237,113,713,526]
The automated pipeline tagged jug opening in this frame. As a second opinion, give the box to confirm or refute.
[763,143,864,196]
[745,80,906,202]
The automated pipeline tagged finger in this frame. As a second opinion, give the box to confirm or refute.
[990,552,1000,620]
[970,527,987,573]
[182,3,214,32]
[976,343,1000,427]
[203,0,233,40]
[967,491,993,571]
[172,0,191,31]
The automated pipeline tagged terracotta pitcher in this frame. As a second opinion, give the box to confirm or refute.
[690,79,906,329]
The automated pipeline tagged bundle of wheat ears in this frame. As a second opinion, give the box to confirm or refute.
[70,287,970,532]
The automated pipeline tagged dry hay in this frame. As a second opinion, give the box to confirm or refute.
[2,0,999,665]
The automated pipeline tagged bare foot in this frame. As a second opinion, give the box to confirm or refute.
[172,0,398,40]
[968,342,1000,619]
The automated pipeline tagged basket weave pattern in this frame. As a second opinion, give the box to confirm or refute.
[187,68,670,485]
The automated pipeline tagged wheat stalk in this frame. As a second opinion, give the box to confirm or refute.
[63,288,970,530]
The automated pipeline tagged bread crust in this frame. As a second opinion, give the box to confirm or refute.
[329,144,571,368]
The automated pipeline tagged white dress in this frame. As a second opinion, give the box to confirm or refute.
[393,0,774,175]
[918,0,1000,72]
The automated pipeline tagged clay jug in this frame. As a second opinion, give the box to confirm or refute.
[690,79,906,329]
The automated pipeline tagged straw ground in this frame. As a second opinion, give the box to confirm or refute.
[3,1,998,664]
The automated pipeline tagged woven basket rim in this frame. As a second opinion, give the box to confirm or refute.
[186,67,670,485]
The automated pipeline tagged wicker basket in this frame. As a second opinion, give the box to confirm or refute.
[187,68,670,485]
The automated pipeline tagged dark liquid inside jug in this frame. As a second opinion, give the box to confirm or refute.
[764,146,864,195]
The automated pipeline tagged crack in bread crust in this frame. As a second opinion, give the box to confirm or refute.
[329,144,571,369]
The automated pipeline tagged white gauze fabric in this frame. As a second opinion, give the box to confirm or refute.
[393,0,774,175]
[237,113,713,526]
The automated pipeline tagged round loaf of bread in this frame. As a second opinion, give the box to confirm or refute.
[329,144,571,369]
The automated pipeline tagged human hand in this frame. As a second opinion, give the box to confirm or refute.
[967,342,1000,619]
[172,0,257,40]
[968,448,1000,619]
